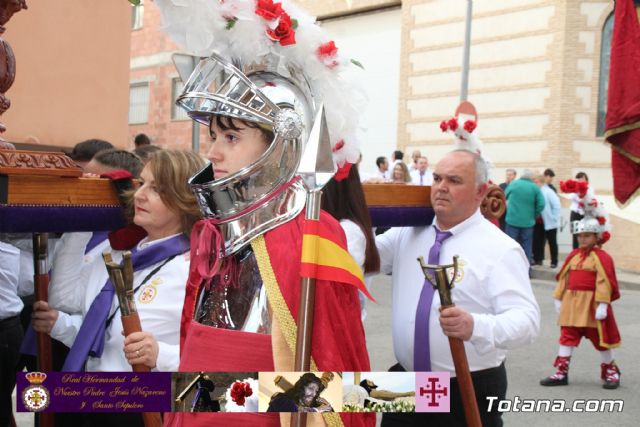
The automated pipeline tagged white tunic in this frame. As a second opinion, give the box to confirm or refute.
[376,209,540,374]
[50,234,189,372]
[0,241,23,318]
[339,219,372,320]
[49,232,111,315]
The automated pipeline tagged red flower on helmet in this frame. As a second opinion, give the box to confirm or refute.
[463,120,477,133]
[560,179,588,197]
[255,0,284,21]
[596,216,606,225]
[266,12,296,46]
[575,181,589,198]
[447,118,458,131]
[334,162,352,182]
[600,231,611,244]
[317,41,339,68]
[439,120,448,132]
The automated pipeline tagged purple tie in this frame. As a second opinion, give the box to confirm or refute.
[414,227,452,371]
[420,173,424,185]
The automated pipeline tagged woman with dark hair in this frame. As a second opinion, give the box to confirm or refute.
[322,164,380,319]
[267,373,333,413]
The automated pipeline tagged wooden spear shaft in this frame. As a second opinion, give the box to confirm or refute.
[32,233,54,427]
[291,188,323,427]
[418,257,482,427]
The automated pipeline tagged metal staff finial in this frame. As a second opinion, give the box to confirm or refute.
[417,255,459,307]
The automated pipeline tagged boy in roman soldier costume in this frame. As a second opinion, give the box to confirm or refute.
[540,180,621,389]
[155,1,374,426]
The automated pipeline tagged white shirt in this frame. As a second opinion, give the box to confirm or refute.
[340,219,371,320]
[569,187,595,215]
[0,241,23,318]
[49,232,111,315]
[410,168,433,186]
[376,209,540,374]
[1,234,58,297]
[50,234,190,372]
[377,169,389,180]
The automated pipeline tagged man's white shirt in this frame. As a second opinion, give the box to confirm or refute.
[375,209,540,374]
[410,168,433,186]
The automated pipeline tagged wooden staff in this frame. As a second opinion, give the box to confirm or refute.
[32,233,54,427]
[103,252,162,427]
[417,256,481,427]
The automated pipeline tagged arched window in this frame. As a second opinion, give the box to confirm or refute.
[596,12,614,137]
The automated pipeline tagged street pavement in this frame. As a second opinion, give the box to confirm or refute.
[364,275,639,427]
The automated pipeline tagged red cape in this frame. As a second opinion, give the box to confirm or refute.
[166,210,373,427]
[556,247,621,347]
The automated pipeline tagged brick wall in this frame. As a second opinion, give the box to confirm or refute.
[128,2,210,155]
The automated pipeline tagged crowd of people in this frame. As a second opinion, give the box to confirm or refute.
[1,121,623,427]
[363,150,433,186]
[0,1,624,426]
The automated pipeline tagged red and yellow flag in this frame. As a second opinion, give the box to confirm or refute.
[301,219,376,302]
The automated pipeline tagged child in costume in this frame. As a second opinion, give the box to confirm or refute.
[540,180,621,389]
[155,1,374,426]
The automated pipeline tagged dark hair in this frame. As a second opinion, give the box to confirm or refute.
[375,156,387,168]
[544,168,555,177]
[69,139,114,162]
[575,171,589,182]
[210,115,274,144]
[321,166,380,274]
[279,373,325,408]
[93,149,144,178]
[134,133,151,147]
[393,150,404,161]
[359,379,378,395]
[133,144,163,162]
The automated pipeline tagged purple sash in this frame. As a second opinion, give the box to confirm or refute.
[62,234,189,371]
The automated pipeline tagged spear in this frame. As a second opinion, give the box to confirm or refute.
[291,105,335,427]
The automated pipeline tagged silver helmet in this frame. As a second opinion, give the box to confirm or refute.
[178,54,317,253]
[571,218,602,235]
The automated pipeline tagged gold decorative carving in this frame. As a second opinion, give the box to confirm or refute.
[0,149,82,177]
